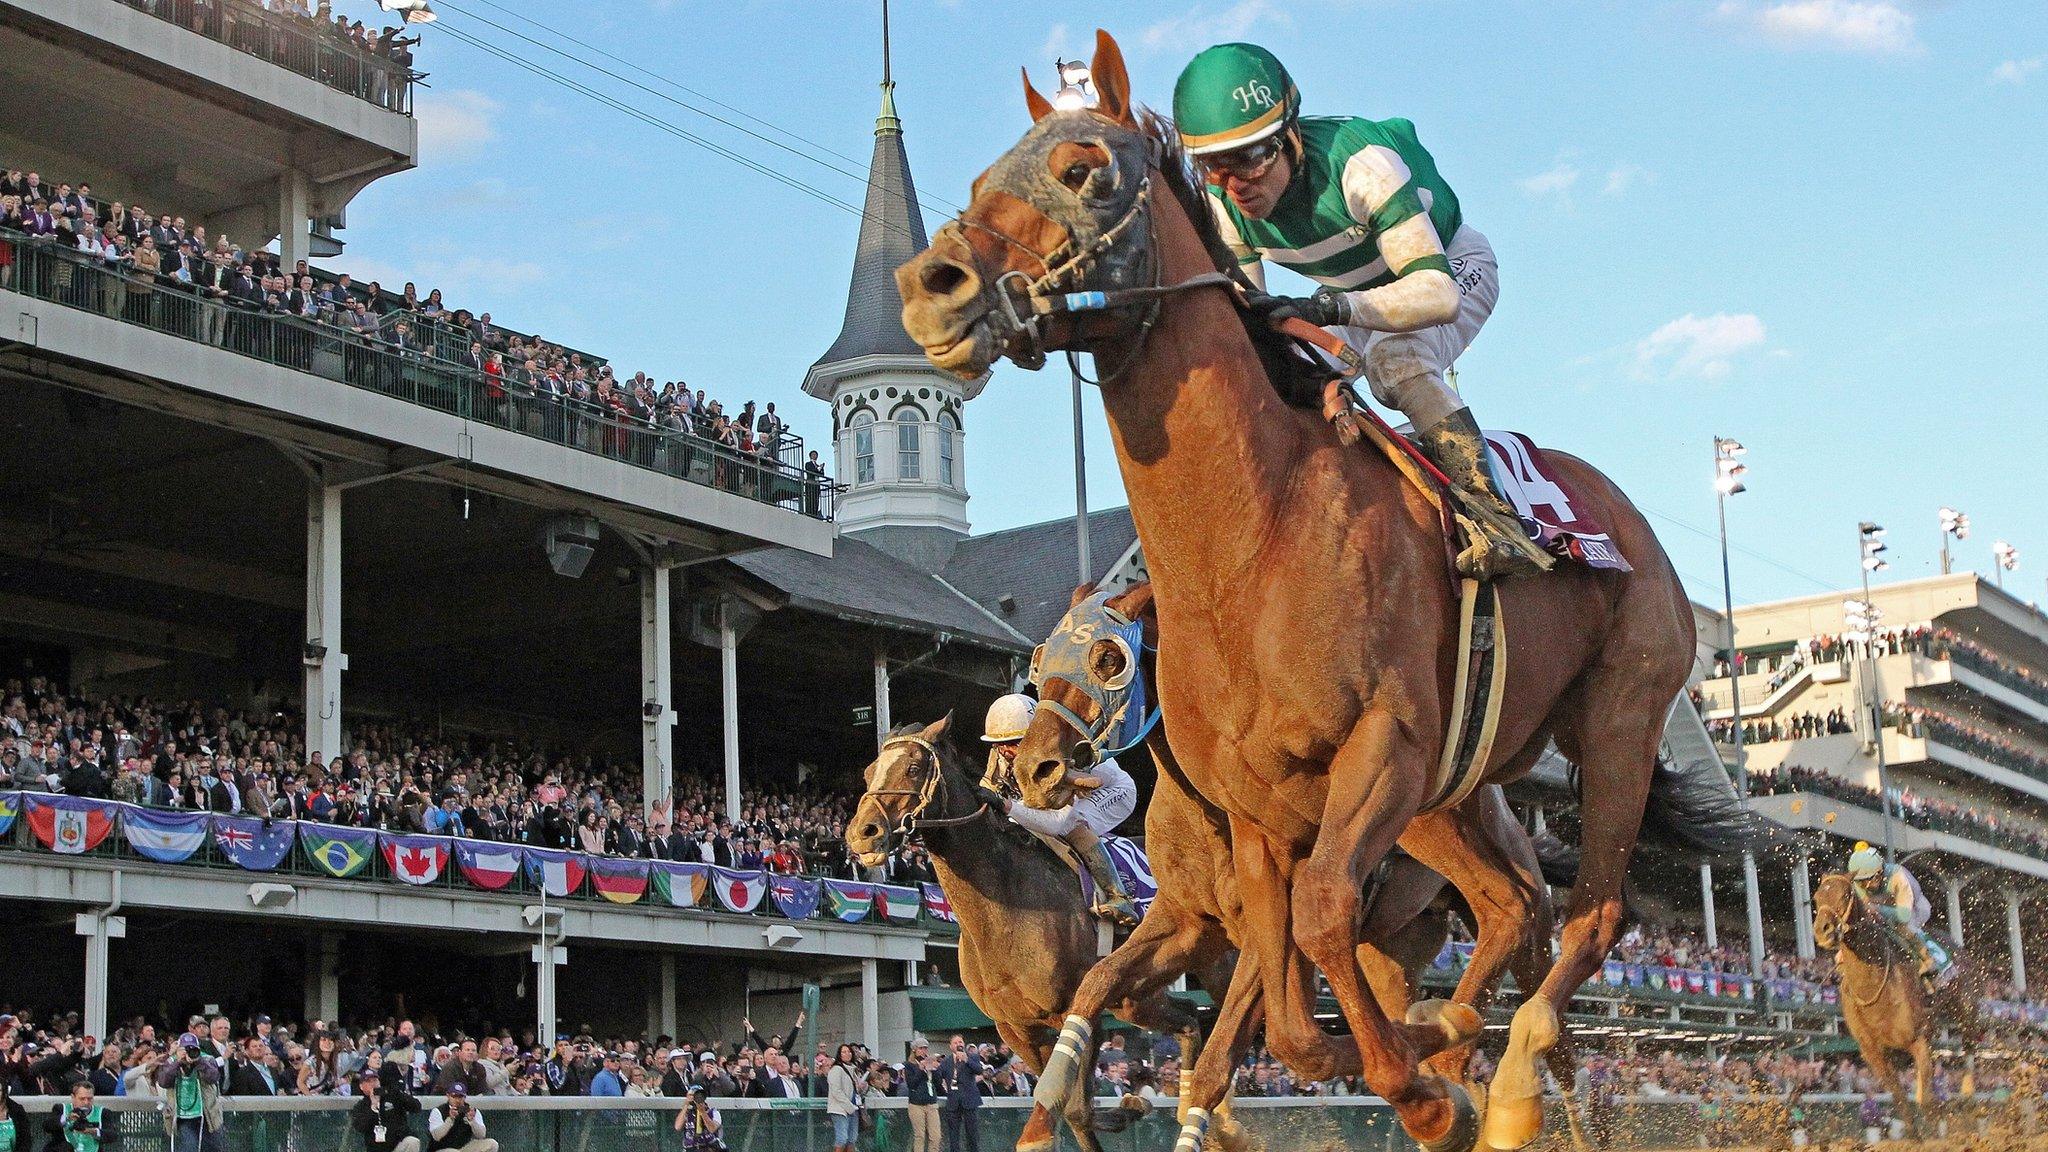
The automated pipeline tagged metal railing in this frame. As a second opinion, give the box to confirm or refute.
[8,1092,2030,1152]
[0,233,841,519]
[113,0,416,113]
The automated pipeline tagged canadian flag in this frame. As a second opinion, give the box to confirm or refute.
[381,836,448,885]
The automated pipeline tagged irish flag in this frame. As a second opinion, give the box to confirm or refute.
[651,861,708,907]
[26,795,115,855]
[589,856,648,904]
[524,847,588,898]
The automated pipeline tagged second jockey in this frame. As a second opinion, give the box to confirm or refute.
[1847,842,1955,989]
[1173,42,1539,580]
[977,694,1141,926]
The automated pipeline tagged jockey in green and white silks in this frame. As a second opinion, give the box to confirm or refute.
[1847,842,1955,988]
[1173,42,1539,580]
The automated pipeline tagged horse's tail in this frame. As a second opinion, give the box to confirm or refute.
[1631,752,1761,860]
[1532,831,1580,889]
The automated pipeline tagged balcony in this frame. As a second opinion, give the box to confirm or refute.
[2,233,841,531]
[109,0,416,112]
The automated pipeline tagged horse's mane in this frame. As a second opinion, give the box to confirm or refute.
[1138,109,1328,408]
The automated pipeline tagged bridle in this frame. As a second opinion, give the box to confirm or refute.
[1029,590,1163,766]
[1816,876,1903,1007]
[861,735,986,854]
[948,146,1243,385]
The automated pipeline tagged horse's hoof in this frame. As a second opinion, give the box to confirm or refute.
[1118,1093,1150,1115]
[1483,996,1557,1151]
[1210,1116,1254,1152]
[1420,1081,1480,1152]
[1481,1091,1544,1151]
[1018,1103,1058,1152]
[1408,999,1486,1047]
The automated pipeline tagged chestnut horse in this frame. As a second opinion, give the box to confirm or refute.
[897,31,1739,1152]
[1812,872,1983,1128]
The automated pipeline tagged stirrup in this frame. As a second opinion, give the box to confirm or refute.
[1451,512,1547,580]
[1093,894,1141,927]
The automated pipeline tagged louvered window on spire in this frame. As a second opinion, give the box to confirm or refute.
[851,410,877,485]
[938,411,959,488]
[893,402,922,480]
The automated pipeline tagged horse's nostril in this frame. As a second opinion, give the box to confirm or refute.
[857,823,879,841]
[1033,758,1063,781]
[921,258,976,299]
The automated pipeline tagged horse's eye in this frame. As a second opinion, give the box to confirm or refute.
[1061,162,1093,192]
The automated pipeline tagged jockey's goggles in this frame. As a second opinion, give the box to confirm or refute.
[1198,137,1284,184]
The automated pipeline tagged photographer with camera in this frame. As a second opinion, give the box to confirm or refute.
[425,1085,495,1152]
[152,1036,221,1152]
[671,1084,723,1151]
[44,1081,117,1152]
[349,1069,420,1152]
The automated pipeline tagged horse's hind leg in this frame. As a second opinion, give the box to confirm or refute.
[1002,1021,1063,1152]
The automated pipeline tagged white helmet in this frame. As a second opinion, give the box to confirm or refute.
[982,694,1036,743]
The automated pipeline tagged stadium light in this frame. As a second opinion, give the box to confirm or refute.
[1052,60,1097,111]
[1713,436,1747,495]
[1993,541,2021,589]
[1842,598,1882,643]
[1939,507,1970,575]
[1859,521,1889,572]
[1849,531,1897,862]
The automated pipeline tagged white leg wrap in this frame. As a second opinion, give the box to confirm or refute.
[1175,1107,1212,1152]
[1052,1014,1093,1063]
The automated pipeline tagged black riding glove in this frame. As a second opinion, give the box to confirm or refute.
[1242,287,1354,330]
[974,786,1008,813]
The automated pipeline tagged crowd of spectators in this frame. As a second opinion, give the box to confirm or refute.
[0,166,828,508]
[122,0,421,111]
[1751,763,2048,862]
[0,676,933,883]
[1707,707,1854,745]
[1709,624,2048,714]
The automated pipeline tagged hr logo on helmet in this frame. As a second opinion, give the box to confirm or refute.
[1232,79,1275,113]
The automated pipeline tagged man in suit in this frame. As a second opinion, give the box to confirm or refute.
[937,1035,982,1152]
[227,1036,278,1096]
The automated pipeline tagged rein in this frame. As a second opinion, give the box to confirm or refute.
[1823,882,1905,1008]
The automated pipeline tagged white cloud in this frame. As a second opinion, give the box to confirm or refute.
[1519,161,1580,198]
[415,89,500,158]
[1042,22,1071,61]
[1631,313,1769,381]
[1139,0,1290,54]
[1601,163,1651,197]
[1715,1,1921,56]
[1993,57,2044,84]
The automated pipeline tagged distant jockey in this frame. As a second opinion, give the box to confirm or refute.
[1847,842,1955,989]
[976,694,1141,926]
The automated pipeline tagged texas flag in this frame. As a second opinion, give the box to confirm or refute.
[380,833,450,886]
[455,842,522,891]
[711,866,767,913]
[524,847,588,898]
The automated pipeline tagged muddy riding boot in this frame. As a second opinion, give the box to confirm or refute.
[1415,408,1547,580]
[1078,838,1141,927]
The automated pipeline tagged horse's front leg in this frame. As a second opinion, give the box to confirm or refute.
[1295,710,1477,1152]
[1001,1020,1063,1152]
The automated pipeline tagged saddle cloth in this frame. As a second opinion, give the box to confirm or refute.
[1481,430,1631,573]
[1033,828,1158,921]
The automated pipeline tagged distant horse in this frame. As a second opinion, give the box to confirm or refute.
[896,30,1749,1152]
[1813,872,1983,1126]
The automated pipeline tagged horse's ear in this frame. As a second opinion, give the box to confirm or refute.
[1111,582,1155,621]
[1022,67,1054,123]
[926,711,954,742]
[1090,29,1135,126]
[1068,582,1097,609]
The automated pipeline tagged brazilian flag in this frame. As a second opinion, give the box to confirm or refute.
[299,823,375,878]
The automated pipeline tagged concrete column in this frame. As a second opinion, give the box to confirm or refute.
[1742,850,1767,977]
[1946,878,1966,948]
[304,481,343,764]
[75,909,125,1043]
[305,931,340,1024]
[2008,888,2028,994]
[277,169,312,271]
[860,959,881,1053]
[720,601,742,826]
[640,564,676,820]
[534,936,566,1048]
[873,646,892,751]
[1530,806,1546,836]
[1792,855,1815,960]
[1700,862,1718,948]
[659,953,679,1040]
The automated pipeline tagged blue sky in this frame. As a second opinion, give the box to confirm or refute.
[334,0,2045,610]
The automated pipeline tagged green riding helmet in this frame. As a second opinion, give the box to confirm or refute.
[1173,42,1300,156]
[1847,842,1884,880]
